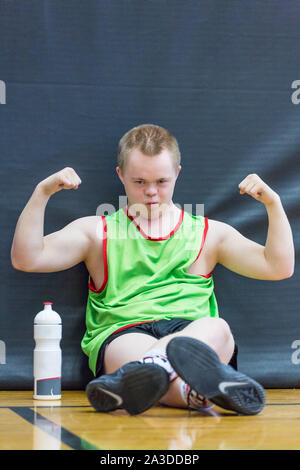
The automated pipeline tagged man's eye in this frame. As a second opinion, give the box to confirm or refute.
[134,180,166,184]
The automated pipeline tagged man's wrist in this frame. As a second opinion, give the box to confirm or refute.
[34,183,52,200]
[265,192,281,209]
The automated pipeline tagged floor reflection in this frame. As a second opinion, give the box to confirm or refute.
[33,406,62,450]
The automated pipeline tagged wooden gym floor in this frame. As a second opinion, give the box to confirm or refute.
[1,389,300,450]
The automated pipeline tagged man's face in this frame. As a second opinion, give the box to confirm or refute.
[116,148,181,219]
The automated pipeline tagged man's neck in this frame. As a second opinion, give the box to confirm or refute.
[127,201,181,234]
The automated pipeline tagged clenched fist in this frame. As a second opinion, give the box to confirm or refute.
[238,174,279,206]
[38,167,82,197]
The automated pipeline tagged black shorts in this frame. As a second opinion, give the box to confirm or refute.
[95,318,238,377]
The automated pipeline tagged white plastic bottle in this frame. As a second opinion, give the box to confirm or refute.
[33,302,62,400]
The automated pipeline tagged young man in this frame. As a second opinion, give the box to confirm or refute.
[11,124,294,416]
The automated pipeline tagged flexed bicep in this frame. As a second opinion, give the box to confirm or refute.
[216,221,283,281]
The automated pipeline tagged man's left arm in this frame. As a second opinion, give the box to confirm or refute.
[216,174,295,280]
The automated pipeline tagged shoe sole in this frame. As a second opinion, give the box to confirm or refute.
[86,363,169,415]
[166,336,266,415]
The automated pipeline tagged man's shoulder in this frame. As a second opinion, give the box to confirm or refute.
[83,208,129,242]
[75,215,104,243]
[182,212,227,246]
[206,218,230,247]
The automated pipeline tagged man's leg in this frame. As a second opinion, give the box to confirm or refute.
[103,332,158,374]
[153,318,265,415]
[86,332,171,415]
[138,317,265,415]
[141,317,235,408]
[151,317,235,363]
[87,317,265,415]
[87,318,235,413]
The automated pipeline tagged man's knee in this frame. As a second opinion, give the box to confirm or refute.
[184,317,232,340]
[207,317,232,343]
[175,317,234,362]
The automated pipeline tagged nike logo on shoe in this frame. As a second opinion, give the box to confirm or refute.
[218,381,249,394]
[98,387,123,407]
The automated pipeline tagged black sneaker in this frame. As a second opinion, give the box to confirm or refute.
[166,337,266,415]
[86,361,170,415]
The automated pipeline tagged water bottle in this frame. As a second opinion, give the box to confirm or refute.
[33,302,62,400]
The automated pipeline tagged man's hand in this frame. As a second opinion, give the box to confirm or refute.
[238,174,279,206]
[37,167,82,197]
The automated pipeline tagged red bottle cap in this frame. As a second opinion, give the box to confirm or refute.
[43,302,53,305]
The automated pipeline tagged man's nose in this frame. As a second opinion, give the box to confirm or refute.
[145,184,158,195]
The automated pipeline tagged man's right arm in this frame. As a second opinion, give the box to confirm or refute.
[11,167,92,273]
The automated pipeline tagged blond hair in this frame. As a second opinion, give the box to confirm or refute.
[117,124,181,174]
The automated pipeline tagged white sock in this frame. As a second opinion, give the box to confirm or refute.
[140,348,178,382]
[180,381,215,411]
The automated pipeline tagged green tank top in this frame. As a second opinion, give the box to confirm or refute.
[81,206,219,375]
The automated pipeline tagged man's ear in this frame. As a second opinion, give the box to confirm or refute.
[116,166,124,185]
[176,165,182,179]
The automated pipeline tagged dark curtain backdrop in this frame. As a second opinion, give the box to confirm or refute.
[0,0,299,390]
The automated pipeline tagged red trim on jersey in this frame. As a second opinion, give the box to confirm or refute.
[200,269,214,278]
[88,215,108,293]
[194,216,209,262]
[189,217,214,278]
[124,206,184,241]
[36,377,61,381]
[108,320,158,337]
